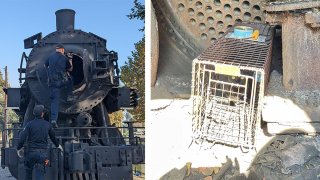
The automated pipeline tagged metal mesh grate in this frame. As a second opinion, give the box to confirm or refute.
[199,23,273,69]
[191,23,273,148]
[198,38,271,69]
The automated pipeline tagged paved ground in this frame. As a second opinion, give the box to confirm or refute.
[0,159,16,180]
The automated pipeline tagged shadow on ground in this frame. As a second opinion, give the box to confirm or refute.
[160,129,320,180]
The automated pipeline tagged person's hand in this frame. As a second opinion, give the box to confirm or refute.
[17,148,24,158]
[58,145,63,152]
[66,52,73,59]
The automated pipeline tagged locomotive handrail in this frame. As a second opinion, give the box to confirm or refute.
[2,125,145,148]
[19,52,28,84]
[2,126,145,130]
[9,136,144,144]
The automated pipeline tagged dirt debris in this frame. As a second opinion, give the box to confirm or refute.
[182,157,240,180]
[150,99,174,111]
[246,135,320,180]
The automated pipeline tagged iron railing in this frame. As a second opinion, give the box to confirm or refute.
[2,124,145,148]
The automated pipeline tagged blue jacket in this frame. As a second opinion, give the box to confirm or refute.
[45,52,72,87]
[17,118,59,150]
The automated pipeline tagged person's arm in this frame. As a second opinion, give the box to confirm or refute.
[17,126,29,150]
[48,125,59,147]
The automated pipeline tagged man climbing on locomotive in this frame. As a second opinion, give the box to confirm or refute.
[17,105,63,180]
[45,43,75,127]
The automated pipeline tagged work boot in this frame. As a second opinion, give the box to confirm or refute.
[67,95,77,102]
[51,121,58,128]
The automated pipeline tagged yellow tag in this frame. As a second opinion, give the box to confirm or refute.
[252,30,259,40]
[215,64,240,76]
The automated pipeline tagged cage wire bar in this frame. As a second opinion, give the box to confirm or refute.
[191,23,274,149]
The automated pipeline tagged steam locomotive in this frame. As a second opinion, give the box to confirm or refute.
[1,9,144,180]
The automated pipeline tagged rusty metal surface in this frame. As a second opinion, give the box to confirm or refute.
[282,15,320,90]
[151,24,193,98]
[152,0,268,99]
[165,0,267,46]
[266,1,320,12]
[152,0,197,99]
[267,5,320,91]
[305,11,320,28]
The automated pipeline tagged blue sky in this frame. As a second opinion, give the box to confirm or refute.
[0,0,144,87]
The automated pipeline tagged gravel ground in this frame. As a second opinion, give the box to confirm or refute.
[0,159,16,180]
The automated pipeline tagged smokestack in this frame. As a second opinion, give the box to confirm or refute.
[55,9,75,31]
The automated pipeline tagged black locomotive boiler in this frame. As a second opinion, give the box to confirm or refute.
[1,9,144,180]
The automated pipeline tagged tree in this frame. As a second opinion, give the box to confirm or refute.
[0,69,18,131]
[115,0,145,123]
[109,111,123,127]
[110,0,145,124]
[127,0,145,32]
[121,38,145,123]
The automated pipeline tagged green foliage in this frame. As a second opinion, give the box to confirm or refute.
[109,0,145,125]
[109,110,124,127]
[121,38,145,123]
[0,69,19,131]
[127,0,145,32]
[0,70,5,86]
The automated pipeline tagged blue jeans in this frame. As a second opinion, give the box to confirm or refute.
[49,87,60,122]
[49,77,73,122]
[25,151,47,180]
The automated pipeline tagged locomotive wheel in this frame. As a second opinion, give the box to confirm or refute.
[152,0,267,98]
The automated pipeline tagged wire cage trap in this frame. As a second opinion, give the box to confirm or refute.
[191,23,274,149]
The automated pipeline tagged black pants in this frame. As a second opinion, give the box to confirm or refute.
[25,150,47,180]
